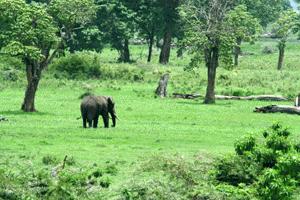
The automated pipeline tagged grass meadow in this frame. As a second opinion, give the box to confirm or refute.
[1,38,300,198]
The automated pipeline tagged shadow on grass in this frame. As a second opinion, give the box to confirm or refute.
[0,110,52,116]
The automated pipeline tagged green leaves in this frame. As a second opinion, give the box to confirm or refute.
[226,5,262,43]
[48,0,97,32]
[272,9,298,39]
[0,0,58,60]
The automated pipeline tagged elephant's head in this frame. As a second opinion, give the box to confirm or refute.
[107,96,117,127]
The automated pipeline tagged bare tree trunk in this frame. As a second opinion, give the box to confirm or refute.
[21,61,41,112]
[277,42,285,70]
[295,93,300,107]
[159,28,172,64]
[204,47,219,104]
[147,34,154,62]
[234,38,242,66]
[155,74,169,98]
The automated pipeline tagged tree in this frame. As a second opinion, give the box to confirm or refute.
[96,0,135,63]
[158,0,180,64]
[237,0,291,27]
[272,10,297,70]
[0,0,96,112]
[226,5,261,66]
[135,0,163,62]
[180,0,235,104]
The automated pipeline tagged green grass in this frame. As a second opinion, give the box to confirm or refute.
[1,38,300,196]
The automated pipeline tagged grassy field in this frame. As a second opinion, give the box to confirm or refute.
[1,38,300,198]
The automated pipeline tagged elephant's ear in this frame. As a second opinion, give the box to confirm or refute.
[107,96,115,108]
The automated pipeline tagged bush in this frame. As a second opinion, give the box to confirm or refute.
[262,46,275,54]
[50,51,145,81]
[0,55,23,70]
[2,69,20,82]
[234,135,256,155]
[42,154,59,165]
[256,169,295,200]
[215,123,300,199]
[214,155,260,186]
[50,51,101,80]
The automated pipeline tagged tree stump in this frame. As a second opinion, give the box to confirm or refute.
[155,74,169,98]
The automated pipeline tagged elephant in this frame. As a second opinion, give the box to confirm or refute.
[80,95,117,128]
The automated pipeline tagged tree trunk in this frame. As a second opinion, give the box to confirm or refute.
[147,34,154,62]
[277,42,285,70]
[119,39,130,63]
[21,61,41,112]
[204,47,219,104]
[234,38,242,66]
[159,28,172,64]
[123,39,130,62]
[177,47,184,58]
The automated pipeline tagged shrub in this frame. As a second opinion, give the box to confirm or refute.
[215,123,300,199]
[262,46,275,54]
[234,135,256,155]
[277,154,300,182]
[214,155,260,186]
[0,55,23,70]
[42,154,59,165]
[256,169,295,200]
[50,51,101,80]
[2,69,20,82]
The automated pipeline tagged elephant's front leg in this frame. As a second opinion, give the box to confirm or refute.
[102,113,109,128]
[83,117,87,128]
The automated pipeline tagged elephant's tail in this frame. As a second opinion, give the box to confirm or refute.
[76,116,82,120]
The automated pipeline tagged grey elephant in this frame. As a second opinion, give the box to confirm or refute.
[80,95,117,128]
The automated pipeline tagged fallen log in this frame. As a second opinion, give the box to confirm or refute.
[254,105,300,115]
[172,93,287,101]
[0,116,8,122]
[216,95,287,101]
[173,93,202,99]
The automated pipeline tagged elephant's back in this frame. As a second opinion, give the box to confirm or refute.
[81,96,98,109]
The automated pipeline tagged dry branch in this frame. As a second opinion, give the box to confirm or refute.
[254,105,300,115]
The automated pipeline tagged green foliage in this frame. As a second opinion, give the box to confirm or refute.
[42,154,59,165]
[0,0,58,60]
[237,0,291,27]
[256,169,296,200]
[262,45,276,54]
[226,5,262,43]
[234,135,256,155]
[215,123,300,199]
[272,9,297,39]
[0,160,117,199]
[214,155,260,186]
[50,52,101,79]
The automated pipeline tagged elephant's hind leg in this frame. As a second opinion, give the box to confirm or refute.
[88,120,93,128]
